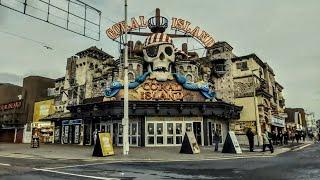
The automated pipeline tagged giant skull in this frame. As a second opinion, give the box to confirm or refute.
[143,33,175,81]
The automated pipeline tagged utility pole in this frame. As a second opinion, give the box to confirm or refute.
[252,69,262,146]
[122,0,129,155]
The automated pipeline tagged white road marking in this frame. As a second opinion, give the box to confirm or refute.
[33,168,119,180]
[292,144,312,152]
[45,155,274,170]
[0,163,11,166]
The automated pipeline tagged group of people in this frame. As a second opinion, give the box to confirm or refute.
[246,128,274,153]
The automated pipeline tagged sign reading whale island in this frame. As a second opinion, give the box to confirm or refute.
[106,16,215,48]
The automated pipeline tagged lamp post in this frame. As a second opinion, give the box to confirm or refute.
[251,69,262,146]
[122,0,129,155]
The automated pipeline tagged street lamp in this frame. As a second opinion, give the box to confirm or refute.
[122,0,129,155]
[251,69,263,146]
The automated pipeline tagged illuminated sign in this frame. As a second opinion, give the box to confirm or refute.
[106,16,148,40]
[171,17,215,47]
[106,15,215,48]
[140,81,184,101]
[0,101,22,111]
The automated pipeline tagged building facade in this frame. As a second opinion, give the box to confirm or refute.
[230,54,286,144]
[46,11,243,147]
[285,108,306,132]
[0,76,54,143]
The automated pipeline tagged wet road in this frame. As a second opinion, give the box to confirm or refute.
[0,144,319,180]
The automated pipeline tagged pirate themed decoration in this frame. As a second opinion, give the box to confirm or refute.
[104,8,216,100]
[143,33,175,81]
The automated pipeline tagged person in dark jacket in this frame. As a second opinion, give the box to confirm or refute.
[272,131,277,145]
[246,128,255,152]
[295,131,300,143]
[212,131,220,151]
[283,131,289,145]
[277,131,284,145]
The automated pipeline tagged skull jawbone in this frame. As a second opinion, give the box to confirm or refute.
[150,72,173,82]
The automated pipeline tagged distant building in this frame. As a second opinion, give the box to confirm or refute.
[285,108,306,132]
[0,76,54,143]
[305,112,317,133]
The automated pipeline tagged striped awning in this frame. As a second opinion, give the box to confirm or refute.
[144,33,173,47]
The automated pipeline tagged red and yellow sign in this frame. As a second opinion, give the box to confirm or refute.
[106,15,215,48]
[110,79,205,102]
[0,101,22,111]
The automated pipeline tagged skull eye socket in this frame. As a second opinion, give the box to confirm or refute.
[165,47,173,56]
[145,45,159,57]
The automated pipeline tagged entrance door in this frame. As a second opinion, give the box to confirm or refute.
[156,123,164,145]
[146,122,155,145]
[129,122,139,146]
[193,122,202,145]
[208,121,223,145]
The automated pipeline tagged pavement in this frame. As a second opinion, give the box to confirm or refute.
[0,142,318,179]
[0,141,312,162]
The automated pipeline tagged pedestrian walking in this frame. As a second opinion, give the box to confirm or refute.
[283,131,289,145]
[93,129,98,145]
[262,130,274,153]
[212,131,220,151]
[290,131,295,144]
[277,131,284,145]
[302,131,306,142]
[272,131,277,145]
[295,131,300,143]
[246,128,255,152]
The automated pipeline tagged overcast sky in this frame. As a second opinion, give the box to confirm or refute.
[0,0,319,119]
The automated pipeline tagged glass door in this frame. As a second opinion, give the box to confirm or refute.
[147,122,155,145]
[129,122,139,146]
[166,123,174,145]
[175,123,183,145]
[156,123,164,145]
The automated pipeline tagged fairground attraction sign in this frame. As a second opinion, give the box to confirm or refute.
[106,16,215,48]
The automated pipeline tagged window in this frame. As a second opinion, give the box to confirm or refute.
[186,74,193,82]
[187,65,192,72]
[236,62,248,71]
[128,64,133,70]
[128,72,135,81]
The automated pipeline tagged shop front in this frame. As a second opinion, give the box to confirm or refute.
[61,119,82,145]
[271,116,286,133]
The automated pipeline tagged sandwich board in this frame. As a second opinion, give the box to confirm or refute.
[180,131,200,154]
[222,131,242,154]
[92,133,114,157]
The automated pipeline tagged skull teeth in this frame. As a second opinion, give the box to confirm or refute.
[153,67,168,72]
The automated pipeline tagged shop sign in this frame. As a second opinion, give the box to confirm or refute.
[62,119,82,125]
[0,101,22,111]
[106,16,215,48]
[271,116,285,127]
[139,81,184,101]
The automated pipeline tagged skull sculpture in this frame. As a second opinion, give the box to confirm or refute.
[143,33,175,81]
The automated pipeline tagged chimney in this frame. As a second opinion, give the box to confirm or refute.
[156,8,160,27]
[128,41,134,57]
[182,43,188,54]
